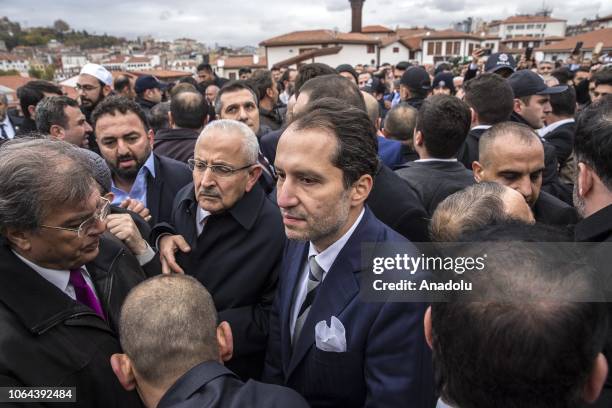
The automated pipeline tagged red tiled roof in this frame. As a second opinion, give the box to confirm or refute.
[260,29,378,46]
[362,25,394,33]
[539,28,612,52]
[594,14,612,23]
[272,46,343,68]
[396,28,431,37]
[0,75,31,91]
[220,55,267,69]
[131,70,189,79]
[502,15,566,24]
[0,53,27,62]
[126,57,151,64]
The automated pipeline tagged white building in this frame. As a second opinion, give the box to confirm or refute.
[0,54,30,74]
[215,55,267,80]
[378,35,423,65]
[61,53,88,71]
[488,15,566,40]
[421,30,500,65]
[125,56,154,71]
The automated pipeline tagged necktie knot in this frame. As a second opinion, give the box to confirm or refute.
[308,255,324,282]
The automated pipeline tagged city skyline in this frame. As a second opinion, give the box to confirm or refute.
[2,0,611,46]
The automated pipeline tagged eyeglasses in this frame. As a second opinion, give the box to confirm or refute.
[188,159,255,177]
[75,84,100,92]
[40,197,111,237]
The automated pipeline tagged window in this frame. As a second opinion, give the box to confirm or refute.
[468,43,475,55]
[446,41,453,54]
[229,72,237,80]
[299,47,316,54]
[527,24,534,29]
[427,42,434,55]
[435,42,442,55]
[542,24,546,29]
[367,44,375,54]
[454,41,461,54]
[393,47,399,53]
[507,25,514,30]
[536,24,542,28]
[515,25,525,29]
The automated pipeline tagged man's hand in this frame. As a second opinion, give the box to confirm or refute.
[106,213,148,255]
[472,48,485,65]
[119,198,152,222]
[158,234,191,274]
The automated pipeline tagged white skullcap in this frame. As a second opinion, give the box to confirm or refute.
[79,63,113,86]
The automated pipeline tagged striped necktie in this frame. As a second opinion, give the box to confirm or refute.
[293,255,324,345]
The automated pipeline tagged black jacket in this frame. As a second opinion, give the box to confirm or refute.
[259,107,283,131]
[532,190,578,226]
[458,127,488,169]
[0,234,146,407]
[158,361,308,408]
[259,128,284,167]
[146,154,192,226]
[367,164,430,243]
[150,183,285,380]
[135,96,157,118]
[395,160,475,216]
[542,121,575,169]
[154,127,199,164]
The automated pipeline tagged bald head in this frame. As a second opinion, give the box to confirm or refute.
[383,103,418,142]
[362,91,380,128]
[170,91,206,130]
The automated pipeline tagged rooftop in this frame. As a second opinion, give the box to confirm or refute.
[260,29,379,46]
[501,15,566,24]
[539,28,612,51]
[219,55,267,69]
[362,25,395,33]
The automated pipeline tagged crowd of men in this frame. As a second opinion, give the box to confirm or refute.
[0,48,611,408]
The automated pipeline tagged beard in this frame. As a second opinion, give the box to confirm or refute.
[573,182,586,220]
[110,148,150,181]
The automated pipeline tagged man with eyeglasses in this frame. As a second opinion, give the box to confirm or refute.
[77,63,113,153]
[150,119,285,381]
[0,139,146,407]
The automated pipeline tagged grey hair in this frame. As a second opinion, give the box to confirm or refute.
[198,119,259,165]
[0,139,96,233]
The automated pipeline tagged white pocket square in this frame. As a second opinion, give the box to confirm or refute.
[315,316,347,352]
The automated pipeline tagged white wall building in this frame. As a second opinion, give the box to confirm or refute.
[0,54,30,73]
[61,53,88,71]
[421,30,500,65]
[488,15,566,40]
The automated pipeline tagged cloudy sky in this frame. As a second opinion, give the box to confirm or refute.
[2,0,610,46]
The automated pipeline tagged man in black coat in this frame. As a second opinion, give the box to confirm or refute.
[92,96,192,226]
[473,122,577,226]
[572,98,612,408]
[111,274,308,408]
[396,95,474,216]
[152,119,285,381]
[0,139,145,407]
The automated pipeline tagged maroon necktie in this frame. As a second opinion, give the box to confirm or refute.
[69,268,105,320]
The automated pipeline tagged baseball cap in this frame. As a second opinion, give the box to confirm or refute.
[507,70,568,98]
[432,72,456,93]
[400,67,431,90]
[79,63,113,86]
[363,77,386,95]
[336,64,358,83]
[135,75,166,94]
[484,53,516,74]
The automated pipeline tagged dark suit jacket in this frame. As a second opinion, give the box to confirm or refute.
[0,235,146,407]
[543,121,575,169]
[153,127,199,163]
[395,160,475,216]
[533,190,578,226]
[260,128,284,166]
[150,183,285,380]
[367,164,430,242]
[458,127,488,169]
[146,153,192,226]
[158,361,308,408]
[263,207,434,407]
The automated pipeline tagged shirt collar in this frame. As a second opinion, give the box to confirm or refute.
[538,118,575,137]
[143,153,156,179]
[470,125,492,131]
[415,158,458,163]
[308,208,365,275]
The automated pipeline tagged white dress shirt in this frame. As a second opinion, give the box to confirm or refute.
[0,115,16,139]
[538,118,575,138]
[290,208,365,339]
[196,207,211,236]
[12,251,100,302]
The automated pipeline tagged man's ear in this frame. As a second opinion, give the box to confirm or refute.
[351,174,373,207]
[513,98,523,114]
[469,107,479,127]
[147,129,155,147]
[102,85,112,97]
[245,165,263,192]
[217,321,234,363]
[167,111,175,128]
[28,105,37,120]
[104,192,115,203]
[4,227,32,252]
[266,87,275,99]
[583,353,608,403]
[577,162,594,198]
[414,130,424,147]
[472,161,484,182]
[110,353,137,391]
[424,306,433,350]
[49,124,64,139]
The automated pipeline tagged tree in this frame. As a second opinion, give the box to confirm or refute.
[53,19,70,32]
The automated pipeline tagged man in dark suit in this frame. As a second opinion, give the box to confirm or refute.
[0,139,145,407]
[111,274,309,408]
[396,95,474,215]
[0,93,20,141]
[92,96,192,226]
[540,86,576,169]
[151,119,285,380]
[473,122,577,226]
[264,98,434,407]
[458,73,515,169]
[572,98,612,408]
[15,80,64,135]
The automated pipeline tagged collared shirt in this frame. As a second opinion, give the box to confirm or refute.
[470,125,492,131]
[538,118,575,138]
[415,158,458,163]
[196,207,211,236]
[12,251,100,302]
[290,208,365,339]
[436,398,455,408]
[111,153,156,206]
[0,115,15,139]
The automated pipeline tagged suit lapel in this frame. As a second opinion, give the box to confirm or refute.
[147,155,164,224]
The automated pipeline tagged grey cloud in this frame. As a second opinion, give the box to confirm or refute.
[326,0,350,11]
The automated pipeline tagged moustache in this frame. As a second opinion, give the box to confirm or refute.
[198,188,221,198]
[281,209,306,220]
[117,155,136,163]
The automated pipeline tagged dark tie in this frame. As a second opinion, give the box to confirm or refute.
[69,268,105,320]
[293,255,324,345]
[0,124,7,140]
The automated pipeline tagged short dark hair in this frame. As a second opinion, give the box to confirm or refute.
[294,63,337,97]
[383,103,418,141]
[298,74,366,113]
[178,76,199,87]
[551,67,574,84]
[196,63,213,73]
[479,122,540,165]
[113,74,132,93]
[149,101,170,134]
[574,96,612,190]
[593,67,612,87]
[290,97,379,188]
[171,91,206,130]
[431,224,608,408]
[214,80,258,115]
[238,67,252,76]
[463,73,514,125]
[416,95,471,158]
[91,95,150,132]
[549,86,576,117]
[16,80,63,119]
[35,96,79,134]
[248,69,273,101]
